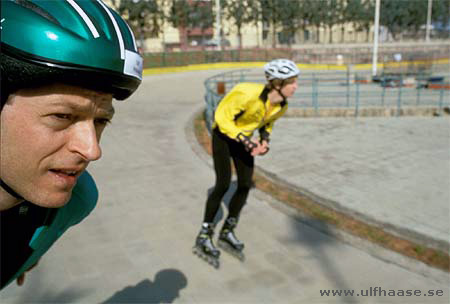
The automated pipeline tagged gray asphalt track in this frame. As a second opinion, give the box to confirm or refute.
[1,69,448,304]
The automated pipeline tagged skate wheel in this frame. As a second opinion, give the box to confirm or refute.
[218,240,245,262]
[192,246,220,268]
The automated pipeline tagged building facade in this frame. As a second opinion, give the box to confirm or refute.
[104,0,378,53]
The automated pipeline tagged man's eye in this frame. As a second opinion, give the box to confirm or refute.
[95,118,111,126]
[53,114,72,120]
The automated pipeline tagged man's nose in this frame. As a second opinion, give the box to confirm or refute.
[68,121,102,161]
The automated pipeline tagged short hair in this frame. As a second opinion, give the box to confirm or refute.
[266,76,297,91]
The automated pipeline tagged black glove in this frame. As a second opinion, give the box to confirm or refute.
[259,128,270,144]
[258,138,270,155]
[237,133,257,153]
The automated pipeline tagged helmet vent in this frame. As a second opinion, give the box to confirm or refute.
[13,0,60,25]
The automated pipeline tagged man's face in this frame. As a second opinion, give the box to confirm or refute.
[280,78,298,99]
[0,83,114,208]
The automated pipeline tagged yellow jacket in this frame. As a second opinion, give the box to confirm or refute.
[213,82,288,140]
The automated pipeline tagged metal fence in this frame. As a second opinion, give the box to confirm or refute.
[204,69,450,129]
[143,45,450,70]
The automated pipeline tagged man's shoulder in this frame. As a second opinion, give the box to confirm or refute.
[71,171,98,207]
[233,82,265,92]
[62,171,98,224]
[230,83,265,100]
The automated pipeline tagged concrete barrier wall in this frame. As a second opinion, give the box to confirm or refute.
[285,106,450,118]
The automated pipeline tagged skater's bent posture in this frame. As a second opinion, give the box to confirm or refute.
[195,59,300,260]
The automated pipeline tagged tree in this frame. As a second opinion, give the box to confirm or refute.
[433,0,450,24]
[223,0,253,49]
[259,0,275,47]
[380,0,427,40]
[340,0,367,42]
[277,0,302,46]
[246,0,263,47]
[113,0,164,52]
[190,1,215,48]
[338,0,349,42]
[167,0,194,48]
[259,0,299,48]
[302,0,328,43]
[321,0,341,43]
[432,0,450,38]
[296,0,315,43]
[167,0,192,29]
[355,0,375,42]
[404,0,428,36]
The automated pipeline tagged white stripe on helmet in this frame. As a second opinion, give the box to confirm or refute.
[124,21,137,52]
[67,0,100,38]
[96,0,125,60]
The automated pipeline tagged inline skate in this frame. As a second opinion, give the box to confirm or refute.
[218,217,245,261]
[193,223,220,268]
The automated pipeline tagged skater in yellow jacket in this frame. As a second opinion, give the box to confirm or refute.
[194,59,300,266]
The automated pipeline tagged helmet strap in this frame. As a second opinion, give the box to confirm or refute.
[276,79,287,102]
[0,178,24,200]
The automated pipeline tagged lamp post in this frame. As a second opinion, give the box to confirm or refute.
[372,0,381,77]
[426,0,433,42]
[215,0,222,50]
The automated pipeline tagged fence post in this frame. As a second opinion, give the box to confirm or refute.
[204,78,213,131]
[217,82,225,95]
[346,65,351,107]
[438,88,444,115]
[355,81,360,117]
[416,86,421,106]
[313,75,319,115]
[396,76,403,117]
[162,52,166,67]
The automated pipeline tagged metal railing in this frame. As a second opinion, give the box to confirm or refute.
[143,45,450,70]
[204,69,449,129]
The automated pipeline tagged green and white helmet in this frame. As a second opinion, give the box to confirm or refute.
[0,0,143,103]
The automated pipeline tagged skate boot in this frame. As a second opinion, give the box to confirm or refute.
[192,223,220,268]
[218,217,245,261]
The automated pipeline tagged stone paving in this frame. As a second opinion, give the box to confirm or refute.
[0,69,449,303]
[258,116,450,251]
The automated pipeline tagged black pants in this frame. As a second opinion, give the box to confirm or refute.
[203,128,254,224]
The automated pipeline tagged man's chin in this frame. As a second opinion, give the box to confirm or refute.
[29,191,73,208]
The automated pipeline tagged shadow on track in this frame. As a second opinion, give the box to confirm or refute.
[102,268,187,304]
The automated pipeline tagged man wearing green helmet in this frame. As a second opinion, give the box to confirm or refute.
[0,0,142,289]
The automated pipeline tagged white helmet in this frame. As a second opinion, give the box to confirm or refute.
[264,59,300,80]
